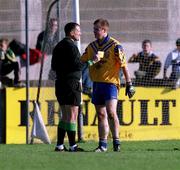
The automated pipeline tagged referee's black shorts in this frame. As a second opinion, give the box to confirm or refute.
[55,79,82,106]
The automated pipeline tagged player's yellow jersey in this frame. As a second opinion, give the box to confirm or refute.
[81,35,127,87]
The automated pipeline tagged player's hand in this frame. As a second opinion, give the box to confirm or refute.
[92,54,101,63]
[87,55,100,66]
[125,82,135,98]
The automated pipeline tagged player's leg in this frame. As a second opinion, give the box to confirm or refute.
[104,83,120,151]
[92,82,109,152]
[94,105,109,152]
[106,99,120,151]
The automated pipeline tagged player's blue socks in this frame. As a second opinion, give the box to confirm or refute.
[113,139,120,146]
[99,139,107,149]
[113,139,121,152]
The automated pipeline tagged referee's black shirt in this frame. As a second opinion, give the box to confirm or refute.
[51,37,84,81]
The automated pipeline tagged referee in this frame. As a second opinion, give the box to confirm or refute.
[51,22,84,152]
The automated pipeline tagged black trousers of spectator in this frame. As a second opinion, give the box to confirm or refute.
[145,61,161,79]
[0,61,20,84]
[135,61,162,79]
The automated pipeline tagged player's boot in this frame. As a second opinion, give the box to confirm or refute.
[54,145,68,152]
[113,139,121,152]
[113,144,121,152]
[94,146,107,152]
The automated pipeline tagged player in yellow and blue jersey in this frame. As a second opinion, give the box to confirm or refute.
[81,18,135,152]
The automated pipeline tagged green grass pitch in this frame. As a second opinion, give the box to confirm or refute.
[1,140,180,170]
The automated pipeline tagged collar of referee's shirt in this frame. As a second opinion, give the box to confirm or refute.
[96,35,110,46]
[65,36,75,41]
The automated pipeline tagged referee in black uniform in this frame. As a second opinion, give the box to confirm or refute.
[51,22,84,152]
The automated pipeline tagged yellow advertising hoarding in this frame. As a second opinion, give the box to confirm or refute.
[5,87,180,144]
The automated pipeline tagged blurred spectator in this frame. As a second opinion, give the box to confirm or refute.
[36,18,59,55]
[9,39,43,66]
[0,38,25,87]
[36,18,59,81]
[163,38,180,89]
[128,39,161,80]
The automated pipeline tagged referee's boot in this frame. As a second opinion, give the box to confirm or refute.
[69,144,84,152]
[54,145,68,152]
